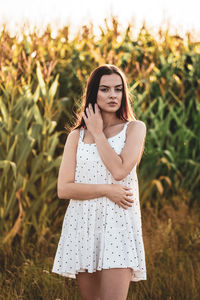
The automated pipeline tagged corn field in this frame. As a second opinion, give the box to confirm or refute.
[0,18,200,299]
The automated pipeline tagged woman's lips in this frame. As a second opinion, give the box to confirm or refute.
[108,102,117,105]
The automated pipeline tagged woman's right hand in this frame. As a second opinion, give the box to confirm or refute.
[105,184,134,210]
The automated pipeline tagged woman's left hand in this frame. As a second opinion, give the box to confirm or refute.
[83,103,103,138]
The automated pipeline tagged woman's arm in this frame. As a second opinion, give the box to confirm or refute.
[58,182,109,200]
[94,120,146,181]
[57,128,109,200]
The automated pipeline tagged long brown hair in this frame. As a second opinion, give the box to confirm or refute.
[70,64,136,132]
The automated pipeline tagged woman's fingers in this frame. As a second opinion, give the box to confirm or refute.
[86,107,91,116]
[95,103,101,114]
[125,197,134,203]
[125,191,133,197]
[124,186,132,190]
[125,195,134,202]
[124,189,134,202]
[119,203,128,210]
[88,103,95,114]
[121,200,132,207]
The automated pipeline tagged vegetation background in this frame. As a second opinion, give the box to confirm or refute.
[0,17,200,299]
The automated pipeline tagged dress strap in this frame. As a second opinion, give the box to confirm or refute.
[79,128,84,141]
[123,121,131,139]
[123,121,130,130]
[123,121,130,134]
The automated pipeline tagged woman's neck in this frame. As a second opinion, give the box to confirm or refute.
[101,112,122,129]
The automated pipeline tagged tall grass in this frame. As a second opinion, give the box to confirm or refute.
[0,62,65,247]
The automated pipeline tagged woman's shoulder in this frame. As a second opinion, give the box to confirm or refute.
[127,120,146,134]
[128,119,146,127]
[68,127,81,136]
[65,127,81,145]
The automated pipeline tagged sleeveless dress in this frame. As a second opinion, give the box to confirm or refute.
[52,121,147,281]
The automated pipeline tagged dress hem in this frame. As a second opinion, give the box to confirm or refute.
[52,267,147,282]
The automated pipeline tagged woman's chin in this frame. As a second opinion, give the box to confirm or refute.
[101,107,119,113]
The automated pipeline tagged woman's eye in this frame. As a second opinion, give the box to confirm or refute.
[99,87,122,92]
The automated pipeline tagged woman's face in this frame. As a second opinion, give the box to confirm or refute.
[96,74,123,113]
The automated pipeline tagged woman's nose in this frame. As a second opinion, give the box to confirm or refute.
[109,88,117,97]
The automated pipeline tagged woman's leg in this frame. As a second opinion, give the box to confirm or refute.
[76,270,102,300]
[100,268,132,300]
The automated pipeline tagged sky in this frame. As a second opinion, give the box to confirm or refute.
[0,0,200,40]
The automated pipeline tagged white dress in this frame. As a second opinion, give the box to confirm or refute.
[52,121,147,281]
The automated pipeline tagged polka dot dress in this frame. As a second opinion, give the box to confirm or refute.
[52,121,147,281]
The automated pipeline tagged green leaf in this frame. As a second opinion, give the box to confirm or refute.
[36,61,46,96]
[49,74,59,101]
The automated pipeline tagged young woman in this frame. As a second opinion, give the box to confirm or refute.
[52,64,147,300]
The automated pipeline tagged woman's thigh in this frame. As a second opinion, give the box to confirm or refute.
[76,270,102,300]
[100,268,132,300]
